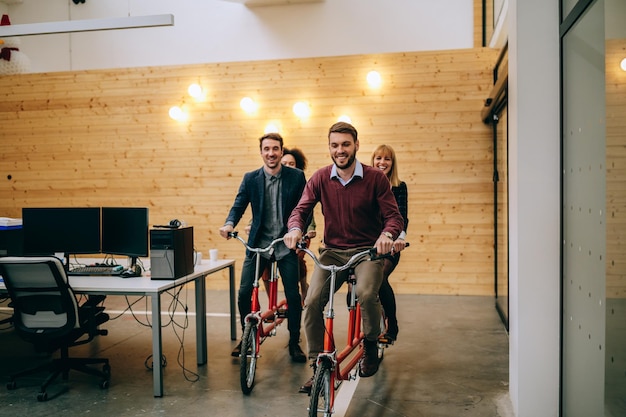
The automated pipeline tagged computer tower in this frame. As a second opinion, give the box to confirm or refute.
[0,227,23,257]
[150,226,194,280]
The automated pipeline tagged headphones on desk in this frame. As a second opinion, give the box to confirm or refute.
[169,219,182,228]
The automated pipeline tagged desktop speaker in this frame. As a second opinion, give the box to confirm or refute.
[150,226,194,280]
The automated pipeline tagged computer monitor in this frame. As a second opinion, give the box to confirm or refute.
[22,207,101,261]
[101,207,149,266]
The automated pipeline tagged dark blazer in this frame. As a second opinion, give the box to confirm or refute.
[225,165,307,248]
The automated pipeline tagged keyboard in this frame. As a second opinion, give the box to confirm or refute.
[68,265,124,276]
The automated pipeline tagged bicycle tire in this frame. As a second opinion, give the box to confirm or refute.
[239,321,258,394]
[309,358,333,417]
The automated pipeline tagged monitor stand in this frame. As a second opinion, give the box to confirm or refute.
[63,252,71,273]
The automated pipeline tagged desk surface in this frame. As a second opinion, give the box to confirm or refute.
[0,259,234,294]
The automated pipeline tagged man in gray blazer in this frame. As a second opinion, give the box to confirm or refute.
[219,132,307,362]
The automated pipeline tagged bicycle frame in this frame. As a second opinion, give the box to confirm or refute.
[228,232,288,394]
[332,272,364,383]
[249,247,288,336]
[297,245,377,416]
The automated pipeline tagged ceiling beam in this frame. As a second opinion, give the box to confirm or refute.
[0,14,174,37]
[221,0,324,6]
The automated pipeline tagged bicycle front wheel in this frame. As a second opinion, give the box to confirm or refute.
[239,321,258,394]
[309,358,333,417]
[377,313,386,362]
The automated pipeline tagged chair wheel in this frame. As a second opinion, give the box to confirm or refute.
[37,391,48,402]
[100,379,109,389]
[6,381,16,390]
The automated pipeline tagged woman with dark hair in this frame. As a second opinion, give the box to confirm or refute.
[281,147,308,172]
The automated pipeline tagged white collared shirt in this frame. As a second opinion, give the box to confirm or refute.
[330,159,363,186]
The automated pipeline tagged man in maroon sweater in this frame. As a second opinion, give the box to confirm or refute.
[283,121,404,393]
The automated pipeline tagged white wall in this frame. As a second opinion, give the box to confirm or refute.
[4,0,474,73]
[508,0,560,416]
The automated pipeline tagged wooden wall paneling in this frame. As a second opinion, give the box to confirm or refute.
[0,47,499,295]
[606,39,626,298]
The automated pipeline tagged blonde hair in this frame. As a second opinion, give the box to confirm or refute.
[371,144,401,187]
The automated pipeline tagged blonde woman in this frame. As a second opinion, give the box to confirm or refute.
[371,144,408,341]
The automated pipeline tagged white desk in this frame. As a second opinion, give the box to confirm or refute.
[1,258,236,397]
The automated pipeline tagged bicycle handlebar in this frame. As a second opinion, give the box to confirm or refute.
[370,241,410,261]
[227,231,284,254]
[296,244,377,273]
[296,241,410,271]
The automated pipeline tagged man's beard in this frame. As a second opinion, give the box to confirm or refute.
[332,152,356,170]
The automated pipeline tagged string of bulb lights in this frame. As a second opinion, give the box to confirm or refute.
[168,70,383,133]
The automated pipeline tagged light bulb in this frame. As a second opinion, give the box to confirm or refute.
[367,71,382,88]
[264,123,280,134]
[293,101,311,118]
[240,97,258,113]
[188,83,203,98]
[337,115,352,124]
[169,106,188,122]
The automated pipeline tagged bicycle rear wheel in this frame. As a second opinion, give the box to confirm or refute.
[239,321,258,394]
[308,358,333,417]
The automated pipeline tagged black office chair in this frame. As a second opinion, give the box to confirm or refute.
[0,256,111,401]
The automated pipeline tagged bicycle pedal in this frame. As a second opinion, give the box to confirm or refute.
[377,336,394,346]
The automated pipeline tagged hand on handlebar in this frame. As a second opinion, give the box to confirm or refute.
[392,238,407,254]
[283,229,302,250]
[371,241,410,260]
[219,224,234,239]
[374,234,394,256]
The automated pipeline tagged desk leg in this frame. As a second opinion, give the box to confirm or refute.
[229,264,237,341]
[152,294,163,397]
[196,274,207,365]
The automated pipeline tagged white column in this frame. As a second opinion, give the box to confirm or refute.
[508,1,561,416]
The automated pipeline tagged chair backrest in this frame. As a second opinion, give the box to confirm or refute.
[0,256,80,342]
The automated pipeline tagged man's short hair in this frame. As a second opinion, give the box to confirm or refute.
[259,132,284,149]
[328,122,358,142]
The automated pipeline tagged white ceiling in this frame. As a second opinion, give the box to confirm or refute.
[220,0,324,6]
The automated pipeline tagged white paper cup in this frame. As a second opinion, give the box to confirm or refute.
[209,249,218,262]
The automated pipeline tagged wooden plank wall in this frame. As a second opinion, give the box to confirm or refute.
[606,39,626,298]
[0,47,500,295]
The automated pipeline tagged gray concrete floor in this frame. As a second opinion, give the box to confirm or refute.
[0,291,512,417]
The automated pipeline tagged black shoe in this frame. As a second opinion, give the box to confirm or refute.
[359,339,380,377]
[385,321,398,342]
[231,341,242,357]
[299,374,314,394]
[299,361,316,394]
[289,343,307,363]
